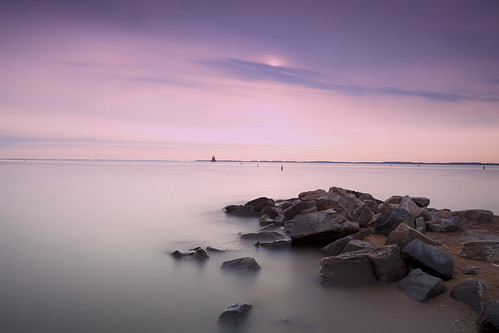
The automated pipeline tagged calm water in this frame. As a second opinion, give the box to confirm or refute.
[1,160,498,333]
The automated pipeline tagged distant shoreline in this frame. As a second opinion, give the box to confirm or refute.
[0,158,497,166]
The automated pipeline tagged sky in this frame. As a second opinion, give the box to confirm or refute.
[1,0,499,162]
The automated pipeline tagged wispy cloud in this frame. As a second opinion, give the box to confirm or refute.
[200,58,499,103]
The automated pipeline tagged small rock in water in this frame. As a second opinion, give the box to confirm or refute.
[218,303,252,326]
[221,257,260,272]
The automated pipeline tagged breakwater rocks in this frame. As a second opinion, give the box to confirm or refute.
[224,186,499,332]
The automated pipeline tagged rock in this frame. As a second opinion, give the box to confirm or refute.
[385,223,441,248]
[255,239,292,249]
[170,247,209,260]
[259,215,285,227]
[351,203,374,227]
[426,216,460,232]
[459,240,499,263]
[320,252,376,286]
[316,187,372,226]
[464,266,480,275]
[240,231,286,242]
[362,199,380,214]
[399,195,419,219]
[218,303,252,326]
[321,230,371,256]
[477,301,499,332]
[454,209,494,225]
[374,208,415,236]
[225,205,257,217]
[385,195,403,205]
[414,216,427,233]
[411,196,430,207]
[298,189,327,201]
[207,245,228,252]
[398,268,446,302]
[341,239,376,254]
[401,239,454,280]
[285,209,359,246]
[260,206,283,220]
[221,257,260,272]
[367,245,408,283]
[450,278,489,312]
[282,200,317,220]
[246,197,275,213]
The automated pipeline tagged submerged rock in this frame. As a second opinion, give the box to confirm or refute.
[398,268,446,302]
[450,278,489,312]
[401,239,454,280]
[170,247,209,260]
[218,303,252,326]
[221,257,260,272]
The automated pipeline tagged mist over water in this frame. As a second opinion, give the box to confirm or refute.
[1,160,497,332]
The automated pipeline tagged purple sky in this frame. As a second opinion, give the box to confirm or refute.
[1,0,499,162]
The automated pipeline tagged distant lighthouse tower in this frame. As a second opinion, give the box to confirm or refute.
[211,155,216,162]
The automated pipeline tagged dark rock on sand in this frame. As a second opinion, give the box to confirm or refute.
[426,216,460,232]
[454,209,494,225]
[218,303,252,326]
[459,240,499,263]
[320,252,376,286]
[401,239,454,280]
[375,208,414,236]
[464,266,480,275]
[398,268,446,302]
[477,301,499,332]
[221,257,260,272]
[367,245,408,283]
[385,223,441,248]
[450,278,489,312]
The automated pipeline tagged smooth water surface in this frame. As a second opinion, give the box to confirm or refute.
[1,160,498,332]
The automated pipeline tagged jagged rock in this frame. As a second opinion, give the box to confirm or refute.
[464,266,480,275]
[255,239,292,249]
[260,206,283,220]
[283,200,317,220]
[385,195,403,205]
[316,187,372,226]
[414,216,427,233]
[225,205,257,217]
[454,209,494,225]
[411,197,430,207]
[375,208,415,236]
[218,303,252,326]
[399,195,419,219]
[285,209,359,246]
[240,231,286,242]
[221,257,260,272]
[477,301,499,332]
[401,239,454,280]
[259,215,285,227]
[276,199,295,211]
[450,278,489,312]
[367,245,408,282]
[321,230,370,256]
[341,239,375,254]
[351,203,374,227]
[299,189,327,201]
[320,252,376,286]
[398,268,446,302]
[246,197,275,213]
[426,216,460,232]
[459,240,499,263]
[385,223,440,248]
[362,199,380,214]
[170,247,209,259]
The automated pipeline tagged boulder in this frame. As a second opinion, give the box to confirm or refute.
[298,189,327,201]
[398,268,446,302]
[351,203,374,227]
[321,230,371,256]
[414,216,427,233]
[225,205,257,217]
[459,240,499,263]
[260,206,283,220]
[450,278,489,312]
[426,216,460,232]
[218,303,252,326]
[285,209,359,246]
[320,252,376,286]
[411,196,430,207]
[477,301,499,332]
[245,197,275,213]
[170,247,209,260]
[374,208,415,236]
[367,245,408,282]
[384,195,403,205]
[401,239,454,280]
[398,195,419,219]
[464,266,480,275]
[341,239,376,254]
[316,187,372,226]
[255,239,292,250]
[282,200,317,220]
[385,223,441,248]
[240,231,286,242]
[454,209,494,225]
[221,257,260,272]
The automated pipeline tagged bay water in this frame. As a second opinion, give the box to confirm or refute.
[1,160,498,332]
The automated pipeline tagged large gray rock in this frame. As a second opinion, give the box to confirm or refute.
[221,257,260,272]
[385,223,441,248]
[459,240,499,263]
[401,239,455,280]
[450,278,489,312]
[477,301,499,332]
[398,195,419,220]
[321,229,371,256]
[426,216,460,232]
[384,195,403,205]
[341,239,375,254]
[316,187,373,226]
[398,268,446,302]
[218,303,252,326]
[240,231,286,242]
[298,189,327,201]
[411,196,430,207]
[282,200,317,220]
[367,245,408,283]
[351,203,374,227]
[225,204,257,217]
[285,209,359,246]
[454,209,494,225]
[375,208,414,236]
[320,252,376,286]
[245,197,275,213]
